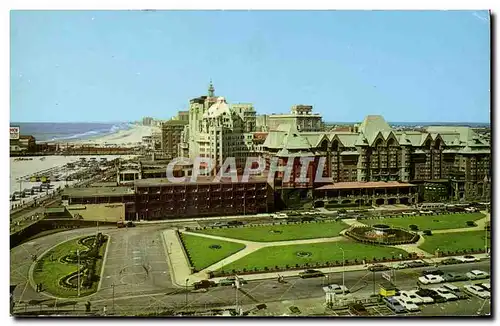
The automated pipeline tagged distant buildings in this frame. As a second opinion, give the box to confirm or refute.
[161,119,188,159]
[142,116,154,126]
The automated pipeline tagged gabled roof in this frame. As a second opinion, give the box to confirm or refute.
[358,115,393,144]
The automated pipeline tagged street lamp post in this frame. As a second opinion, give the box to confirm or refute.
[185,278,189,307]
[337,246,345,295]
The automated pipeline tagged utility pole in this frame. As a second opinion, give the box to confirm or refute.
[112,283,115,314]
[77,250,80,297]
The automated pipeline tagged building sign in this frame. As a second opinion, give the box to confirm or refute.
[10,126,20,140]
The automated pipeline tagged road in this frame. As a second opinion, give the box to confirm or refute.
[10,223,491,316]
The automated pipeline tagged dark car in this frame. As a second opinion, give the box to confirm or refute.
[368,264,390,272]
[348,303,369,316]
[416,289,446,303]
[383,296,407,313]
[218,277,248,287]
[300,216,315,222]
[440,258,461,265]
[406,260,429,268]
[227,220,244,226]
[443,273,468,282]
[193,280,217,290]
[126,221,136,227]
[421,269,444,276]
[299,269,325,279]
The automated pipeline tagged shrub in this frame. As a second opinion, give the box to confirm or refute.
[242,268,247,273]
[409,224,419,231]
[466,221,476,227]
[423,230,432,236]
[264,266,269,271]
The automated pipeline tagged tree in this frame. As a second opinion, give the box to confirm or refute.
[409,224,419,231]
[423,230,432,236]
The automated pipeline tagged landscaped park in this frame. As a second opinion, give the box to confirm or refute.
[178,211,490,277]
[32,233,108,298]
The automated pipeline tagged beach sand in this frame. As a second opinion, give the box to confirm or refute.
[72,125,157,147]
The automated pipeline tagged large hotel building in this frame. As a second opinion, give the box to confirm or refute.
[62,84,490,221]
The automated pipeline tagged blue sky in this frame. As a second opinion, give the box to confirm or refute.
[10,10,490,123]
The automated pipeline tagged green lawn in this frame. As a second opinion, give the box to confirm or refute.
[191,221,348,242]
[362,213,485,231]
[419,231,490,254]
[180,233,246,271]
[219,240,408,272]
[32,235,108,298]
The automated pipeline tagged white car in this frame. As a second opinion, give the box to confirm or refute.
[399,291,424,305]
[456,255,480,263]
[395,297,420,312]
[432,287,458,301]
[410,290,434,304]
[393,262,408,270]
[418,274,445,284]
[466,270,489,280]
[322,284,349,294]
[478,283,490,291]
[464,285,491,299]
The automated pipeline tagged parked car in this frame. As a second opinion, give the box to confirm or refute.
[383,296,407,313]
[456,255,480,263]
[212,222,228,227]
[227,220,244,226]
[348,303,369,316]
[466,270,489,280]
[415,289,446,303]
[442,284,469,300]
[300,216,315,222]
[410,290,434,304]
[440,258,462,265]
[368,264,390,272]
[421,269,444,276]
[399,291,424,305]
[218,277,248,287]
[395,297,420,312]
[393,262,409,270]
[443,273,468,282]
[406,260,428,268]
[418,274,445,285]
[193,280,217,290]
[477,282,490,291]
[299,269,325,279]
[464,285,491,299]
[322,284,349,294]
[126,221,136,227]
[432,287,458,301]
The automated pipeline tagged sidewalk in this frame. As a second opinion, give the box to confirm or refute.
[162,229,193,287]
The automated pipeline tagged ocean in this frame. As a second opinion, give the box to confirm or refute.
[11,122,133,142]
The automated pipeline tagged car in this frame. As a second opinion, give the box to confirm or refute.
[456,255,480,263]
[421,269,444,276]
[393,262,409,270]
[383,296,407,313]
[300,216,315,222]
[466,270,490,280]
[125,221,136,227]
[227,220,244,226]
[443,272,468,282]
[477,282,490,291]
[432,287,458,301]
[418,274,444,284]
[193,280,217,290]
[442,284,469,300]
[406,260,429,268]
[399,291,425,304]
[440,258,462,265]
[409,290,434,304]
[298,269,325,279]
[218,277,247,286]
[368,264,390,272]
[464,285,491,299]
[395,297,420,312]
[348,303,369,316]
[322,284,349,294]
[415,289,446,303]
[212,222,228,227]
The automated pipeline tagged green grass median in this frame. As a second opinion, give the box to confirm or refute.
[362,213,485,231]
[418,230,490,254]
[191,220,348,242]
